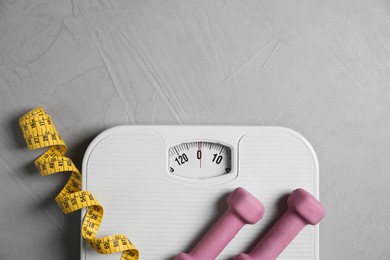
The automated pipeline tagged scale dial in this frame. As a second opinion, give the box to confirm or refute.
[168,141,232,179]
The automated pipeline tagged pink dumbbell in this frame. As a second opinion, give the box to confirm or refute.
[174,187,265,260]
[235,188,325,260]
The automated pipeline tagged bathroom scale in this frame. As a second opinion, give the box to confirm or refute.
[81,126,320,260]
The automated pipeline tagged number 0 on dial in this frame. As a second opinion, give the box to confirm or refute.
[168,141,232,179]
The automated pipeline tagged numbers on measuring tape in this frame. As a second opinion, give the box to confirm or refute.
[168,141,232,179]
[19,107,139,260]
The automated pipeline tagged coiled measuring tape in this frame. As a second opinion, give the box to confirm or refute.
[19,107,139,260]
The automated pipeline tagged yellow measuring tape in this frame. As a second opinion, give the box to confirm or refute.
[19,107,139,260]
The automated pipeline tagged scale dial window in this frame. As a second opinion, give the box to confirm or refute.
[168,141,232,179]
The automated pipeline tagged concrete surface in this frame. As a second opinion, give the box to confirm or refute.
[1,0,390,259]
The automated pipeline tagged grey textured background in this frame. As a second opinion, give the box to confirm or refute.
[1,0,390,259]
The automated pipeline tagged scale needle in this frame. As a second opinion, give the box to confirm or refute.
[200,142,202,168]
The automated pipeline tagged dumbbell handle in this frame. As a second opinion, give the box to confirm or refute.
[175,187,264,260]
[237,209,307,260]
[176,210,246,260]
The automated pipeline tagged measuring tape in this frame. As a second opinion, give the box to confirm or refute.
[19,107,139,260]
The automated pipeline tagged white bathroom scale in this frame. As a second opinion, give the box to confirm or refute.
[81,126,320,260]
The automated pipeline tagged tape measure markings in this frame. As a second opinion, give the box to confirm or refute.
[19,107,139,260]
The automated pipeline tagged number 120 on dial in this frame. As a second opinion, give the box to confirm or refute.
[168,141,232,179]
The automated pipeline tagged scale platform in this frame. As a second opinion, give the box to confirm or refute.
[81,126,320,260]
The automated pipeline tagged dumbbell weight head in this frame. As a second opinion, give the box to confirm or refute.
[287,188,325,225]
[227,187,265,224]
